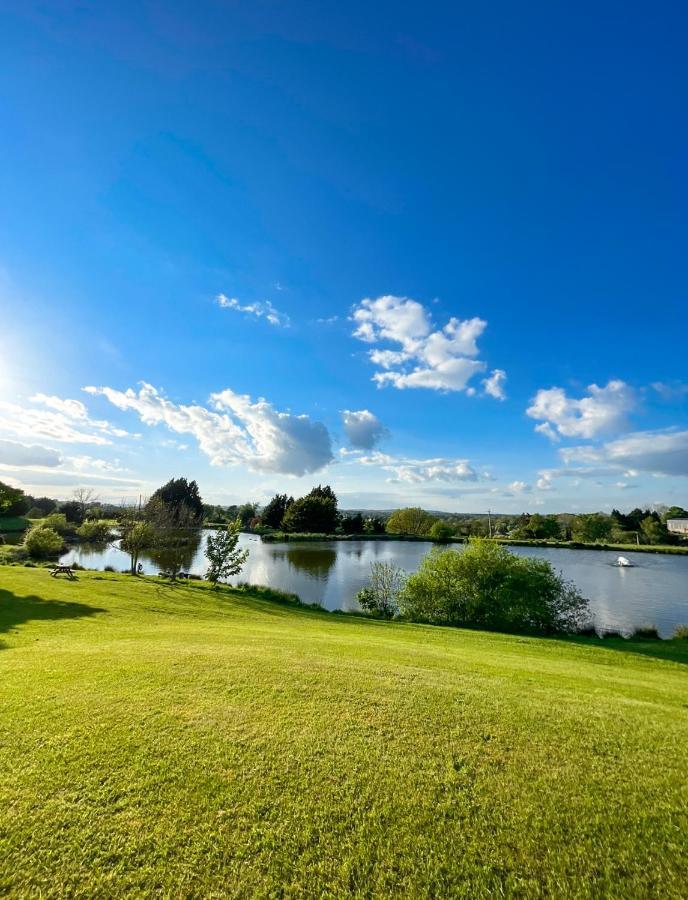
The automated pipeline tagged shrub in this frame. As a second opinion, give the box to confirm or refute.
[576,624,598,638]
[600,630,624,640]
[672,625,688,640]
[24,526,64,558]
[629,626,661,640]
[104,565,116,572]
[38,513,68,534]
[356,562,406,619]
[400,538,589,634]
[76,521,112,542]
[429,521,455,541]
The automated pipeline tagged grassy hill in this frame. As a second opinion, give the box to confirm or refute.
[1,567,686,896]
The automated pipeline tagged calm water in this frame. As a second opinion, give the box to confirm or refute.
[60,532,688,636]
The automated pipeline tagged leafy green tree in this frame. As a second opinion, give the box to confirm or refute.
[31,497,57,515]
[60,501,84,525]
[429,520,454,541]
[261,494,292,529]
[639,515,670,545]
[341,513,364,534]
[76,521,113,542]
[356,562,406,619]
[40,513,68,533]
[145,478,204,524]
[120,521,156,575]
[205,519,249,589]
[0,481,29,517]
[237,503,258,527]
[400,539,588,634]
[363,516,387,534]
[24,526,64,558]
[386,507,437,536]
[662,506,688,523]
[281,486,339,533]
[511,514,561,540]
[571,513,613,543]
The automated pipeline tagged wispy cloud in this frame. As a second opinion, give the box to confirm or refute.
[216,293,290,327]
[0,394,132,445]
[345,449,478,484]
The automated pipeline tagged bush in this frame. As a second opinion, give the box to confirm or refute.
[104,565,116,572]
[400,538,589,634]
[39,513,69,534]
[76,521,112,542]
[24,526,64,558]
[356,562,406,619]
[429,521,455,541]
[600,630,624,640]
[673,625,688,640]
[629,626,661,640]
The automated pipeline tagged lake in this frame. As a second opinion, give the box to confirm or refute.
[60,532,688,637]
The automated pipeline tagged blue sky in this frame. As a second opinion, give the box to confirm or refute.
[1,0,686,512]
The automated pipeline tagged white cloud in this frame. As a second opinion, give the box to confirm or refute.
[86,382,333,477]
[482,369,507,400]
[560,429,688,477]
[507,480,531,493]
[348,449,478,484]
[0,439,61,468]
[0,394,131,445]
[527,380,635,440]
[216,293,289,327]
[341,409,389,450]
[351,295,498,393]
[651,381,688,402]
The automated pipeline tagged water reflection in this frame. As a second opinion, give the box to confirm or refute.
[270,546,337,580]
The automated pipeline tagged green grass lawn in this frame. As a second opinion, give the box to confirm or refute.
[1,567,687,897]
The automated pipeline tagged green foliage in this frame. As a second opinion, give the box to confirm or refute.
[0,481,29,517]
[146,477,204,524]
[23,526,64,558]
[572,513,613,543]
[356,561,406,618]
[629,626,661,640]
[400,539,589,634]
[385,507,437,536]
[120,521,156,575]
[59,501,84,524]
[662,506,688,523]
[261,494,293,529]
[205,519,249,588]
[511,514,561,540]
[76,521,113,542]
[363,515,387,534]
[282,486,338,534]
[428,520,455,541]
[639,515,671,545]
[39,513,69,534]
[341,513,364,534]
[673,625,688,640]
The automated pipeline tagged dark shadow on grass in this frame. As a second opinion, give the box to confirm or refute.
[563,634,688,666]
[0,588,105,649]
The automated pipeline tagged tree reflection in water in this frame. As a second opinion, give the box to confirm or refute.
[270,546,337,581]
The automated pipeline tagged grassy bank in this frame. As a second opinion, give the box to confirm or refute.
[1,567,687,896]
[0,516,30,533]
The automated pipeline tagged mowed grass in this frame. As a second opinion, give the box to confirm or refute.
[1,568,687,898]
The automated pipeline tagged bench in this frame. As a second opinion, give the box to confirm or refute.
[50,565,76,580]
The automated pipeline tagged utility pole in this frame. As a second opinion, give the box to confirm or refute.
[487,509,492,537]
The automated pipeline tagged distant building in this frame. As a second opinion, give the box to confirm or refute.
[667,518,688,535]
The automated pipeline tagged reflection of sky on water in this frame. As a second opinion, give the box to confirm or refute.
[61,535,688,635]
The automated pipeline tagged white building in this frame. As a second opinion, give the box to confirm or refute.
[667,518,688,535]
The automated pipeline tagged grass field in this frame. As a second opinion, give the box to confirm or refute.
[1,567,687,897]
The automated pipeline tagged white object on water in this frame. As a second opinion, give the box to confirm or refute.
[616,556,633,567]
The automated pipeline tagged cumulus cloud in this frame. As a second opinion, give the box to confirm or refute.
[351,295,498,393]
[482,369,507,400]
[341,409,389,450]
[560,429,688,477]
[0,394,131,445]
[348,449,478,484]
[0,439,61,468]
[527,380,635,440]
[85,382,333,477]
[216,293,289,327]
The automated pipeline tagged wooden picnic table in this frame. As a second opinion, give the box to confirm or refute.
[49,564,76,580]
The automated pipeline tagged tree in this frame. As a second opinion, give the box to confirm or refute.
[363,516,387,534]
[341,513,364,534]
[400,539,589,634]
[429,520,454,541]
[205,519,249,588]
[32,497,57,515]
[356,562,406,619]
[261,494,292,529]
[639,515,670,545]
[662,506,688,523]
[73,488,98,522]
[145,478,203,524]
[571,513,613,543]
[60,501,85,525]
[511,514,561,540]
[24,526,64,558]
[237,502,258,528]
[386,507,437,536]
[146,501,203,580]
[120,521,156,575]
[0,481,30,517]
[281,486,339,533]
